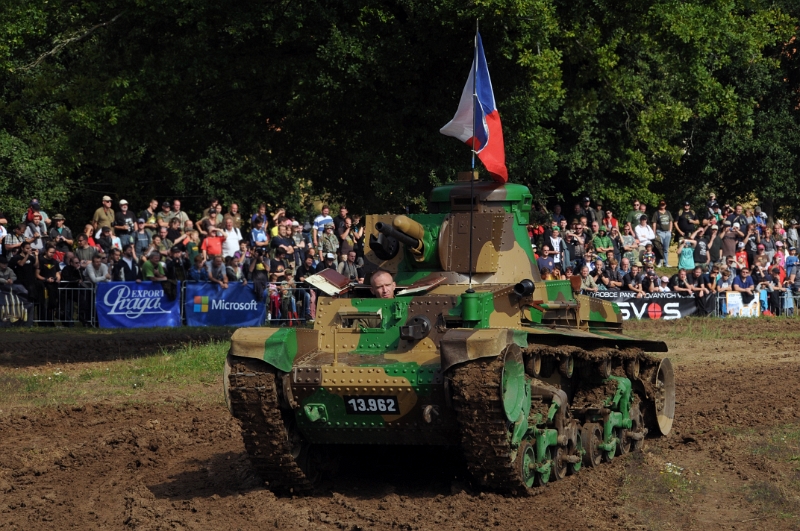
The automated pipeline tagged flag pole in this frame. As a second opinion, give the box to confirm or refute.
[467,19,478,292]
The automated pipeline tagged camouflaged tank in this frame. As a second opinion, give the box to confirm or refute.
[224,179,675,494]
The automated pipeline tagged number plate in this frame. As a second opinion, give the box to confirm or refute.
[343,395,400,415]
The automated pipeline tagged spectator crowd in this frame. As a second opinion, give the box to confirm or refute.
[529,195,800,316]
[0,196,368,324]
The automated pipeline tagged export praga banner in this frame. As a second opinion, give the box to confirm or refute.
[586,291,697,320]
[184,282,266,327]
[96,282,181,328]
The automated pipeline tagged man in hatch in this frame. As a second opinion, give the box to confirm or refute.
[370,269,396,299]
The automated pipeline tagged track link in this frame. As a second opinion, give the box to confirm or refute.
[227,357,314,493]
[450,357,533,494]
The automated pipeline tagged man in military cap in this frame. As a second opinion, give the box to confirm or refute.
[48,214,73,255]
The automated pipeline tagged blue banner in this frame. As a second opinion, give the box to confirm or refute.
[96,282,181,328]
[184,282,266,327]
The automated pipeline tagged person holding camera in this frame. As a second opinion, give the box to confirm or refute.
[48,214,73,255]
[337,251,364,283]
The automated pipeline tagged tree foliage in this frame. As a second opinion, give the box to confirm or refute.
[0,0,797,224]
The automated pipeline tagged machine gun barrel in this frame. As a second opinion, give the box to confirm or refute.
[375,222,420,251]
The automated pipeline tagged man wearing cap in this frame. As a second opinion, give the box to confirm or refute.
[23,199,50,227]
[92,196,116,233]
[651,200,674,267]
[675,201,699,238]
[707,224,723,266]
[786,220,799,250]
[114,200,136,247]
[48,214,73,255]
[581,197,599,224]
[156,201,172,229]
[315,252,337,274]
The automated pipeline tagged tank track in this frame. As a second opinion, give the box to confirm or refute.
[450,346,656,494]
[450,357,531,493]
[227,358,314,494]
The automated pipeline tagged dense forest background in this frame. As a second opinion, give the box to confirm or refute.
[1,0,799,224]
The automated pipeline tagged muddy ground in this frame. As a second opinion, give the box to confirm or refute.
[1,321,799,530]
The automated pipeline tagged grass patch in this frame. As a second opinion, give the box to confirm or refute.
[0,340,230,409]
[733,425,800,521]
[625,316,800,342]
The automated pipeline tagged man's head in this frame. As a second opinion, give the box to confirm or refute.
[639,214,648,224]
[229,203,239,214]
[92,254,102,266]
[553,204,561,214]
[254,216,264,228]
[172,199,181,212]
[43,243,56,259]
[658,200,666,209]
[339,206,347,218]
[149,198,159,210]
[194,255,205,267]
[683,201,691,210]
[77,235,88,248]
[740,267,750,278]
[591,221,600,233]
[693,266,703,278]
[53,214,65,225]
[102,195,112,208]
[149,251,161,264]
[110,248,121,261]
[225,217,233,230]
[370,270,396,299]
[304,255,314,268]
[608,258,618,269]
[123,244,134,258]
[170,246,182,259]
[159,227,169,239]
[735,204,743,215]
[580,266,590,278]
[321,204,330,217]
[170,218,181,230]
[631,264,640,276]
[213,255,224,267]
[347,251,357,263]
[161,201,171,212]
[278,224,287,237]
[678,269,687,279]
[621,257,631,270]
[119,199,128,212]
[325,252,335,262]
[0,256,7,270]
[101,226,111,238]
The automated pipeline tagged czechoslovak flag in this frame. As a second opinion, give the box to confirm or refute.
[440,31,508,182]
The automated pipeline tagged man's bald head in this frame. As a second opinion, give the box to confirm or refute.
[370,270,396,299]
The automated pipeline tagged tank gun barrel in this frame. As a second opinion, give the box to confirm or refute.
[375,216,425,254]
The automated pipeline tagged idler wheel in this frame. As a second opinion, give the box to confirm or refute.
[552,446,569,481]
[559,355,574,378]
[652,358,676,435]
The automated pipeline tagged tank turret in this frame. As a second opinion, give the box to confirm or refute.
[224,177,675,495]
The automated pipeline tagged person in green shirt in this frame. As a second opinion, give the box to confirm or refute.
[592,227,614,262]
[142,251,167,281]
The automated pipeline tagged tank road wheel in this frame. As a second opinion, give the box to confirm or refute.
[551,446,569,481]
[597,359,612,378]
[581,423,604,467]
[615,427,631,456]
[625,357,640,380]
[227,357,318,494]
[528,353,543,377]
[559,355,574,378]
[627,405,645,453]
[517,441,537,489]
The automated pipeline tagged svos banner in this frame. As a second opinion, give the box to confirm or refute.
[96,282,182,328]
[184,282,266,327]
[586,291,696,320]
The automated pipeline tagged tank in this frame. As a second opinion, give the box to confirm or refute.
[224,178,675,494]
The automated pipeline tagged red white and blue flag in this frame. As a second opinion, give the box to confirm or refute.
[440,31,508,182]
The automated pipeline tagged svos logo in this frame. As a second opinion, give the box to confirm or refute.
[616,301,681,320]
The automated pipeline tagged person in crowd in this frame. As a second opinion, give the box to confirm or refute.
[92,196,115,234]
[640,242,656,270]
[188,255,209,281]
[74,234,97,268]
[221,217,242,258]
[225,256,247,284]
[207,254,229,289]
[167,199,190,227]
[290,221,309,266]
[689,266,712,298]
[537,243,555,271]
[784,246,798,278]
[693,227,711,269]
[35,244,61,323]
[735,241,749,270]
[113,200,135,247]
[142,251,167,282]
[550,204,565,225]
[320,223,339,261]
[270,224,295,263]
[185,230,201,262]
[641,266,661,293]
[201,225,225,261]
[333,206,349,243]
[165,246,191,283]
[743,222,760,267]
[23,199,50,226]
[315,252,337,273]
[634,215,654,250]
[732,266,755,302]
[224,203,242,229]
[312,205,334,251]
[786,220,799,250]
[113,244,141,281]
[726,204,747,227]
[753,244,770,269]
[761,226,776,262]
[10,241,38,297]
[4,223,25,258]
[0,255,17,287]
[622,263,645,297]
[773,241,785,268]
[592,226,613,262]
[337,251,364,283]
[669,268,693,296]
[109,227,122,252]
[579,265,598,292]
[675,200,699,239]
[155,200,172,229]
[82,223,97,248]
[677,237,696,271]
[48,214,73,255]
[139,198,159,236]
[156,226,174,257]
[716,269,734,293]
[24,213,45,252]
[133,219,151,260]
[706,225,722,267]
[600,258,624,291]
[86,253,111,284]
[337,217,359,261]
[95,226,114,255]
[602,209,618,231]
[250,215,269,250]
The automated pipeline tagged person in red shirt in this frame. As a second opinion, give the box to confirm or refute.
[201,232,225,260]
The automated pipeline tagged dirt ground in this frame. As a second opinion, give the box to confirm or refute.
[1,321,799,531]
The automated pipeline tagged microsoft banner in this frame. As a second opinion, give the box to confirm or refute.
[184,282,266,327]
[96,281,181,328]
